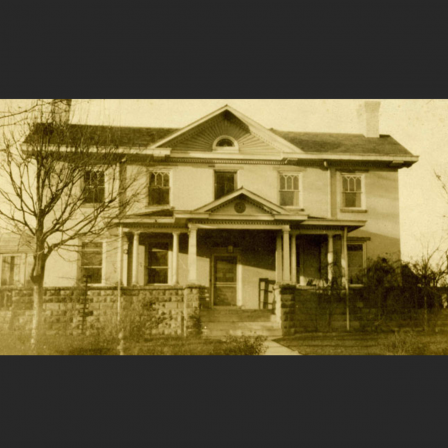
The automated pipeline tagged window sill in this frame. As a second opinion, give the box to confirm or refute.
[284,207,305,212]
[340,208,368,214]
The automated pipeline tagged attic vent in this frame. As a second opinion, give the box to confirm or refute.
[216,138,234,147]
[213,136,239,152]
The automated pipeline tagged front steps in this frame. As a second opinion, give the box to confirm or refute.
[200,308,282,338]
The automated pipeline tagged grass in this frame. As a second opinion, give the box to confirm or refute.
[0,332,267,356]
[276,331,448,355]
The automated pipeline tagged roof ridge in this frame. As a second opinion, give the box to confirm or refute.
[271,128,392,138]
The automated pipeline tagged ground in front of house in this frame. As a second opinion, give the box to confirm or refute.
[275,331,448,355]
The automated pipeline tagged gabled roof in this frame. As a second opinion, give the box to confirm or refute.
[151,105,303,154]
[194,187,298,215]
[270,130,414,156]
[23,105,417,159]
[24,123,177,148]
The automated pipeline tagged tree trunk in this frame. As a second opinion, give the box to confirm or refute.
[31,280,44,352]
[30,244,47,352]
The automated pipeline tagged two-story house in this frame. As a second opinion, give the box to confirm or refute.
[0,101,418,312]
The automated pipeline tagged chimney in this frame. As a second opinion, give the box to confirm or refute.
[51,99,72,124]
[357,100,381,138]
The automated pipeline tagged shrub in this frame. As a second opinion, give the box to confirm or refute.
[216,335,267,356]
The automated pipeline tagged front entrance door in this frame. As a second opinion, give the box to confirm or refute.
[213,256,238,306]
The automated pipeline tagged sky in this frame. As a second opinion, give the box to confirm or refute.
[1,99,447,262]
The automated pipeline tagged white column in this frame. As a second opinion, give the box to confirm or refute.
[341,229,348,288]
[283,229,291,283]
[132,232,140,286]
[172,231,180,285]
[188,226,197,284]
[291,234,297,284]
[117,228,123,287]
[275,232,283,283]
[327,233,334,285]
[299,238,306,286]
[123,237,129,287]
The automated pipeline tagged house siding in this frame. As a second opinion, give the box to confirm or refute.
[24,162,402,297]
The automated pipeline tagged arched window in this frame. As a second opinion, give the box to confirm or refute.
[216,138,235,147]
[213,136,239,152]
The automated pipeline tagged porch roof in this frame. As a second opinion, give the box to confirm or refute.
[117,214,366,233]
[117,188,365,232]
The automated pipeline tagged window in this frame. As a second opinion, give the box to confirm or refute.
[348,243,365,284]
[342,174,364,209]
[80,242,103,284]
[279,173,301,207]
[215,171,236,200]
[83,170,105,204]
[1,255,21,286]
[147,242,169,284]
[216,138,235,148]
[213,136,238,152]
[148,171,170,206]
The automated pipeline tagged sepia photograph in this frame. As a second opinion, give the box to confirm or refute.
[0,98,446,356]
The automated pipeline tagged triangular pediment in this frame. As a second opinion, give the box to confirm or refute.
[195,188,290,216]
[152,106,304,155]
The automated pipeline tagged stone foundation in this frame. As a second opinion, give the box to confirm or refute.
[0,285,208,337]
[275,285,365,335]
[274,285,448,335]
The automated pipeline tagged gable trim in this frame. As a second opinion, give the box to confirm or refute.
[151,105,304,154]
[195,187,292,215]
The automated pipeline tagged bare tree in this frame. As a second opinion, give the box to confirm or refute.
[408,245,448,331]
[0,100,138,349]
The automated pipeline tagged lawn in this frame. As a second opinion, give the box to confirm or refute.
[275,331,448,355]
[0,332,267,356]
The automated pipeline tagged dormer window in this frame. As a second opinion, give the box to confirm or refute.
[213,136,239,152]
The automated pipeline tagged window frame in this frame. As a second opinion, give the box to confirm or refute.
[147,169,172,207]
[340,172,366,212]
[278,171,303,209]
[145,238,172,285]
[79,241,104,286]
[82,169,106,206]
[214,170,237,200]
[212,135,239,153]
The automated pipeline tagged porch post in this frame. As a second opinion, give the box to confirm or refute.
[275,232,283,283]
[291,233,297,284]
[299,238,306,286]
[283,228,291,283]
[117,227,123,287]
[342,227,350,330]
[132,231,140,286]
[327,233,334,285]
[172,231,180,285]
[188,225,198,284]
[123,236,129,287]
